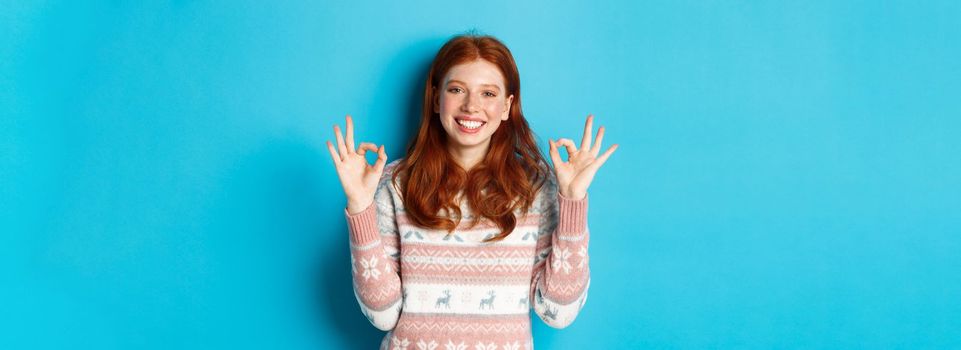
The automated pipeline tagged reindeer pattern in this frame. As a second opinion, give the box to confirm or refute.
[434,290,452,309]
[478,290,497,310]
[518,295,529,309]
[418,287,536,313]
[542,305,559,320]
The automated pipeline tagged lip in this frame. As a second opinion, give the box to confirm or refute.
[454,115,487,122]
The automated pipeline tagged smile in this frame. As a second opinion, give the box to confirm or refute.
[455,118,486,131]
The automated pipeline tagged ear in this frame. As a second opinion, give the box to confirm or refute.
[432,86,440,114]
[502,94,514,121]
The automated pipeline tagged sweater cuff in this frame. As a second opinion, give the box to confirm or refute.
[557,192,588,235]
[345,203,380,245]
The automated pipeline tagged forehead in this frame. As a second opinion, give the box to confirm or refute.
[443,59,506,88]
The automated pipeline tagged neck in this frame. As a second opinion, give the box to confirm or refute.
[447,140,490,171]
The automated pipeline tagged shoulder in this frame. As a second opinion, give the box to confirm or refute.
[540,169,558,194]
[379,158,405,181]
[530,160,557,196]
[385,158,404,174]
[377,158,406,194]
[530,167,559,214]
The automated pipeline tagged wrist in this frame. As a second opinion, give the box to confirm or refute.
[346,199,373,215]
[559,188,586,201]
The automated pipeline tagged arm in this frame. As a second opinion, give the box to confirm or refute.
[530,178,591,328]
[533,114,617,328]
[345,166,403,331]
[325,115,400,331]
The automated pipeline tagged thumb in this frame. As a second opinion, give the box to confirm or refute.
[373,145,387,174]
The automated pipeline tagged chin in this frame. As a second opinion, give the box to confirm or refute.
[451,135,490,148]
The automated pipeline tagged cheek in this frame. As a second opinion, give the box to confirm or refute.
[487,101,508,117]
[439,96,460,114]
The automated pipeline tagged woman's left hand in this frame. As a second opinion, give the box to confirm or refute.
[549,114,619,200]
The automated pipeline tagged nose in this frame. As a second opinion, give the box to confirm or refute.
[460,93,479,113]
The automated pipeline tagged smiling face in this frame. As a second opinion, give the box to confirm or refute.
[434,59,514,154]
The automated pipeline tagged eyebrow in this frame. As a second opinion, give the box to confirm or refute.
[446,79,502,92]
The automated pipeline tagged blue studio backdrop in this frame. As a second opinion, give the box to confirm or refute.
[2,1,959,349]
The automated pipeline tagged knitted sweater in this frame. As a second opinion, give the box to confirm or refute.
[344,159,591,350]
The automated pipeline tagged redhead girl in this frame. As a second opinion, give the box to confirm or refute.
[327,34,617,350]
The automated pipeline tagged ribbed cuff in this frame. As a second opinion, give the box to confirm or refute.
[557,192,588,235]
[345,203,380,245]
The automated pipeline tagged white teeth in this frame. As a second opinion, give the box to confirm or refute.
[456,119,484,129]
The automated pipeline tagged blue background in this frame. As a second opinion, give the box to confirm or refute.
[2,1,959,349]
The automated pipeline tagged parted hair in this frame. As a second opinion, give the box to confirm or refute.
[391,34,551,242]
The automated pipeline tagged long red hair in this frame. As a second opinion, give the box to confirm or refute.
[392,34,551,242]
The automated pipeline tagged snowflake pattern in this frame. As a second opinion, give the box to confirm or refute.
[360,256,381,281]
[474,342,497,350]
[445,340,467,350]
[502,341,520,350]
[391,337,410,350]
[417,340,438,350]
[552,247,572,274]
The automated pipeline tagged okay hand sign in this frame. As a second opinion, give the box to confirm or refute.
[548,114,618,200]
[326,115,388,214]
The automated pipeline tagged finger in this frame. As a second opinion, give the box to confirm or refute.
[591,144,619,170]
[334,125,349,159]
[548,139,564,166]
[591,126,605,157]
[356,142,378,162]
[373,145,387,174]
[345,115,356,154]
[556,138,579,160]
[326,141,342,164]
[580,114,594,151]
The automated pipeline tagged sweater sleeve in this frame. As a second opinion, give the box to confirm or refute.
[345,166,403,331]
[530,176,591,329]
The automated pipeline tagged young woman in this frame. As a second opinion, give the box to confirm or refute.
[327,34,617,350]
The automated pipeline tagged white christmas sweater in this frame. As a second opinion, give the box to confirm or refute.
[344,159,591,350]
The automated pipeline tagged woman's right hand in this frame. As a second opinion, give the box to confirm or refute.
[326,115,387,214]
